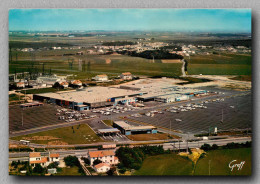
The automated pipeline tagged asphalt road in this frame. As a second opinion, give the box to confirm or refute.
[9,136,251,162]
[163,136,252,150]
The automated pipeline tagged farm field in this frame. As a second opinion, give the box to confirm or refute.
[9,53,183,79]
[55,166,82,176]
[186,53,251,75]
[194,148,251,175]
[187,53,251,65]
[134,154,193,175]
[10,124,103,145]
[134,148,251,176]
[188,64,251,75]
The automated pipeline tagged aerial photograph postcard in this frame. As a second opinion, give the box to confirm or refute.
[8,9,252,176]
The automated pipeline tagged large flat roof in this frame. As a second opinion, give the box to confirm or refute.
[34,86,142,103]
[114,121,156,131]
[120,78,206,99]
[97,128,120,133]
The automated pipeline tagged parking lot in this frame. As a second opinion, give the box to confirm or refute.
[10,86,252,141]
[123,89,251,134]
[9,104,68,132]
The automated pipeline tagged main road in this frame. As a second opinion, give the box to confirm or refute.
[9,136,251,162]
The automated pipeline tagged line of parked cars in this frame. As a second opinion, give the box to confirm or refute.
[56,108,97,122]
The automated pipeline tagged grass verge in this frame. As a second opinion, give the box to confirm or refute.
[10,124,103,145]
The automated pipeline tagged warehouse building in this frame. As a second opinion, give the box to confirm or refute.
[113,121,157,135]
[33,86,143,110]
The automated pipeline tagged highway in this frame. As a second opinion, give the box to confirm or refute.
[9,136,251,162]
[163,136,252,150]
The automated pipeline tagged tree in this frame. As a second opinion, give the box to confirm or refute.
[81,157,90,165]
[211,144,219,150]
[200,143,211,151]
[26,165,33,176]
[32,164,44,174]
[47,162,59,169]
[93,159,102,166]
[64,155,79,167]
[119,168,126,174]
[106,167,116,176]
[53,82,61,89]
[11,161,19,168]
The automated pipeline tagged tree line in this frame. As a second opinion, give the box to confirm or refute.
[117,49,184,60]
[102,41,136,46]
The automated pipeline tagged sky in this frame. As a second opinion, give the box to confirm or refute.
[9,9,251,33]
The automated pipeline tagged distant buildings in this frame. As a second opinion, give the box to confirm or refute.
[16,82,25,88]
[71,80,82,87]
[21,48,34,52]
[120,72,133,80]
[94,74,108,81]
[60,81,69,88]
[36,76,65,87]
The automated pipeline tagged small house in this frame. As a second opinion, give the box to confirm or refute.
[120,72,133,80]
[94,163,111,173]
[94,74,108,81]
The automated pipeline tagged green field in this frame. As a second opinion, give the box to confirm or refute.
[9,94,24,101]
[187,53,251,65]
[186,53,251,75]
[9,52,183,79]
[134,154,193,175]
[188,64,251,75]
[194,148,251,176]
[11,124,103,145]
[134,148,251,176]
[55,166,82,176]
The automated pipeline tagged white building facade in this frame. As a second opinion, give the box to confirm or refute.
[87,150,119,166]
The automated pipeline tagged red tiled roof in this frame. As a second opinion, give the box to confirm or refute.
[72,80,82,84]
[89,151,103,158]
[50,153,60,158]
[122,72,132,76]
[97,74,107,77]
[30,157,48,164]
[29,152,41,158]
[89,150,115,158]
[94,163,110,169]
[60,82,68,85]
[102,150,115,156]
